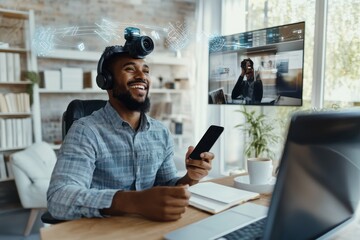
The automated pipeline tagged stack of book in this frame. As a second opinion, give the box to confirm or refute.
[0,118,32,149]
[0,93,31,113]
[0,44,21,83]
[188,182,260,214]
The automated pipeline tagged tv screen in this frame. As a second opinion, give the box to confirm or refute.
[208,22,305,106]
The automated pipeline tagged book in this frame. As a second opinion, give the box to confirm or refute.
[83,70,97,89]
[0,93,9,113]
[5,119,13,148]
[0,154,7,180]
[0,119,5,149]
[4,93,17,112]
[0,52,7,82]
[13,53,21,82]
[6,53,14,82]
[188,182,260,214]
[41,70,61,90]
[61,67,83,90]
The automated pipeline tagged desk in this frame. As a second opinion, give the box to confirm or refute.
[40,176,360,240]
[226,95,301,106]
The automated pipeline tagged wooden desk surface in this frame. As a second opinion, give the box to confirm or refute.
[40,176,360,240]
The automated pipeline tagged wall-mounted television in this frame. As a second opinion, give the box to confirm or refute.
[208,22,305,106]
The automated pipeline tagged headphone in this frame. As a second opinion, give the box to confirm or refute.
[96,45,125,90]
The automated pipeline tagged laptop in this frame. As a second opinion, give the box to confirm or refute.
[209,88,227,104]
[165,109,360,240]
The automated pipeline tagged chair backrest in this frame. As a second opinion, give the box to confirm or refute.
[62,99,107,139]
[10,142,57,208]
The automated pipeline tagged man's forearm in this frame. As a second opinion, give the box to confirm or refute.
[176,172,199,186]
[100,190,140,216]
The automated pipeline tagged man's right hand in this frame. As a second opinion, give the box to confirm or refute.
[103,185,190,221]
[240,68,246,77]
[135,185,190,221]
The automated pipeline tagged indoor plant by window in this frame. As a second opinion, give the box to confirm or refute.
[235,106,281,160]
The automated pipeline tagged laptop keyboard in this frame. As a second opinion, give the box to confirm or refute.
[216,217,266,240]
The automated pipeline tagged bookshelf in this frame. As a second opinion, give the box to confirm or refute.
[0,8,40,216]
[0,8,40,183]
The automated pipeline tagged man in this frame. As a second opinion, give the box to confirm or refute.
[47,29,214,222]
[231,58,263,104]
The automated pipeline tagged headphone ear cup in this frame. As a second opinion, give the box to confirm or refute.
[96,70,113,90]
[96,73,106,90]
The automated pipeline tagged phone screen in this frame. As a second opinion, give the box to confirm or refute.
[189,125,224,160]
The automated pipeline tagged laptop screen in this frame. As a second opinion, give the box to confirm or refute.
[264,110,360,239]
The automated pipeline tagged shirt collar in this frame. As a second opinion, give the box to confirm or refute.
[104,101,150,131]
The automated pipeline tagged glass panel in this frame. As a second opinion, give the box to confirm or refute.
[324,0,360,108]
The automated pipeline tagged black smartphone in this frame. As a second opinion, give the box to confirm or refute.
[189,125,224,160]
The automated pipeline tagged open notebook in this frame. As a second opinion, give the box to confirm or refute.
[189,182,260,214]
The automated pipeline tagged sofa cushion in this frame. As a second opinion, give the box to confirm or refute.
[11,142,56,182]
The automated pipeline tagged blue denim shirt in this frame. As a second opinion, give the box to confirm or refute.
[47,102,179,219]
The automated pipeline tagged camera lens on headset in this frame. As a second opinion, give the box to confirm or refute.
[124,27,154,58]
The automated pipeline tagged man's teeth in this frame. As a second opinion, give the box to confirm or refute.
[129,85,145,90]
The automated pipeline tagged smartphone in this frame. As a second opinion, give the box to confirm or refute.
[189,125,224,160]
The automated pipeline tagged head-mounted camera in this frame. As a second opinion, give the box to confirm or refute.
[123,27,154,58]
[96,27,154,90]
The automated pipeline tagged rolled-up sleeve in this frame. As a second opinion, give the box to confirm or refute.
[47,122,117,219]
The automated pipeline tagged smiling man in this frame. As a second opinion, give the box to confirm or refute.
[47,28,214,222]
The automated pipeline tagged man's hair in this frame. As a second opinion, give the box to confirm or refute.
[102,52,128,76]
[241,58,254,70]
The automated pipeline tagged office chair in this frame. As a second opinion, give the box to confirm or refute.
[41,99,107,225]
[62,99,107,138]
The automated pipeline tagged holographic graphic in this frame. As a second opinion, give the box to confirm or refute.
[94,19,121,43]
[32,19,222,56]
[165,21,190,51]
[77,42,85,51]
[208,34,226,52]
[32,27,56,56]
[33,19,168,56]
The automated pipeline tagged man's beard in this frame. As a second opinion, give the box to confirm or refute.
[113,88,151,112]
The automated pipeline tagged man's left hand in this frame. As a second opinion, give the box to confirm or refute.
[185,146,214,181]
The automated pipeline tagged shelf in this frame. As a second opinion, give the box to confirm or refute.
[37,49,191,66]
[0,113,32,118]
[0,81,32,86]
[0,47,28,54]
[39,88,104,94]
[0,177,14,183]
[0,145,29,152]
[38,88,184,94]
[38,49,101,61]
[150,88,185,94]
[0,8,29,19]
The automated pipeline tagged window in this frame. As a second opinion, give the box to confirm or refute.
[323,0,360,108]
[220,0,320,175]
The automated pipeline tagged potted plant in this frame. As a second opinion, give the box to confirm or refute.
[235,106,281,160]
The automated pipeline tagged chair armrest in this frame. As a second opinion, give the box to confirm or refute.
[41,211,67,224]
